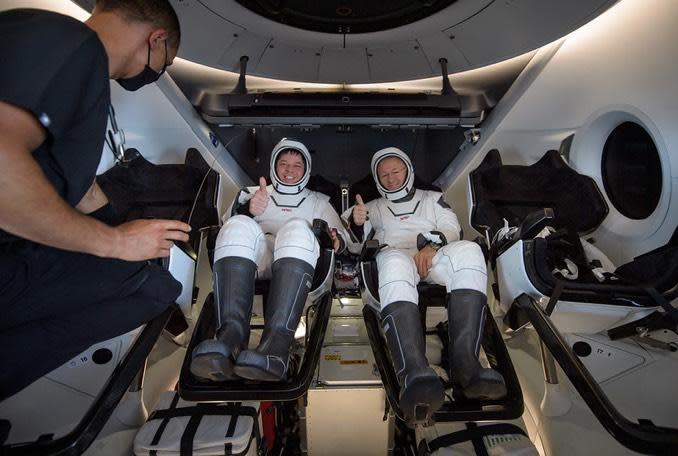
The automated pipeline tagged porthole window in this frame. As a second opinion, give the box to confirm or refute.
[601,122,662,220]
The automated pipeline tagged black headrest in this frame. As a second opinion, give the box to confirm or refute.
[469,149,608,237]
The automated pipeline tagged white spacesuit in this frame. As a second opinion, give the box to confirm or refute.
[345,147,506,424]
[191,138,347,382]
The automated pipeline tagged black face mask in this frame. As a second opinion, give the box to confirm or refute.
[117,41,167,91]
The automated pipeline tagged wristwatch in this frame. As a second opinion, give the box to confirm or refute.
[426,241,442,251]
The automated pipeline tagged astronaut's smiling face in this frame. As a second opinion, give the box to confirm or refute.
[275,150,306,185]
[377,156,407,191]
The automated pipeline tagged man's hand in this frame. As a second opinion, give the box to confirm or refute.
[0,100,190,261]
[111,219,191,260]
[249,177,269,216]
[352,194,368,226]
[413,244,437,279]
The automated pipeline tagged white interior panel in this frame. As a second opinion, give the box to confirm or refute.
[256,41,323,83]
[416,32,471,74]
[172,0,241,66]
[445,0,614,67]
[317,48,370,83]
[445,0,678,265]
[216,30,271,73]
[366,41,433,82]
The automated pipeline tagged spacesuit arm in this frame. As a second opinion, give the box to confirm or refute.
[428,192,462,245]
[341,204,373,253]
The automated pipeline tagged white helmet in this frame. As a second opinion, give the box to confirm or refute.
[371,147,414,200]
[269,138,312,195]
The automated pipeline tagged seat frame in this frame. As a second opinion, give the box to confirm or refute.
[179,220,335,402]
[358,241,523,424]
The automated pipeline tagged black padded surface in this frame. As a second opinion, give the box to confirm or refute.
[614,226,678,293]
[469,149,608,237]
[98,148,220,251]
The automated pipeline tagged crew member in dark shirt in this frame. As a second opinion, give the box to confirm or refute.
[0,0,190,400]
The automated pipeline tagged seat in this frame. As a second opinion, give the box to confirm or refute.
[358,240,524,424]
[469,149,677,335]
[178,219,335,402]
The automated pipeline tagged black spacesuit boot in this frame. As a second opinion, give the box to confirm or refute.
[448,289,506,400]
[190,256,256,381]
[382,300,445,425]
[234,257,314,381]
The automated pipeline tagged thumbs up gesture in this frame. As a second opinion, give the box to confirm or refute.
[249,177,269,216]
[352,194,368,226]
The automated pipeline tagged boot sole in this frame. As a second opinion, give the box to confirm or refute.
[190,352,236,382]
[232,364,282,382]
[234,351,285,381]
[400,376,445,425]
[460,380,507,401]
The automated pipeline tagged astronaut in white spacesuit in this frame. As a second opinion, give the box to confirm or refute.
[191,138,346,382]
[345,147,506,422]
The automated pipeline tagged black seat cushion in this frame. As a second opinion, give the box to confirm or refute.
[614,226,678,293]
[98,148,220,252]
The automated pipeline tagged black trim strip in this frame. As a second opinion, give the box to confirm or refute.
[436,196,451,209]
[180,415,202,456]
[225,402,241,438]
[366,228,376,242]
[149,405,258,421]
[270,195,306,208]
[149,392,181,454]
[467,422,489,456]
[387,200,420,217]
[545,279,564,316]
[431,422,526,451]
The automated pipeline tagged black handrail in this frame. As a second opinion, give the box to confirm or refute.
[179,290,333,402]
[1,307,174,456]
[514,293,678,455]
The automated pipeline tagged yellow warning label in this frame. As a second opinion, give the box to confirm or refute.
[324,354,341,361]
[339,359,368,365]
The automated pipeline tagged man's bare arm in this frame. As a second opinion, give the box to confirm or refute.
[75,179,109,214]
[0,101,190,260]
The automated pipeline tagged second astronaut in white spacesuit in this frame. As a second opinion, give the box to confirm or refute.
[345,147,506,423]
[191,138,346,382]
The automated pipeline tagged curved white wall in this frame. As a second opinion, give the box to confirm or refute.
[446,0,678,265]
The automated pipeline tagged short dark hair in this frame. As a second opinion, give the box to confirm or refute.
[95,0,181,49]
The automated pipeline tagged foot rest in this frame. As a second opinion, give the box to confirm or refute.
[178,292,333,402]
[363,305,524,423]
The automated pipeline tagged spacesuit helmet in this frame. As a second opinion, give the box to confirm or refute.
[371,147,415,200]
[270,138,312,195]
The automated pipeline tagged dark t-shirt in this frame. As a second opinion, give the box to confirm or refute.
[0,9,110,243]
